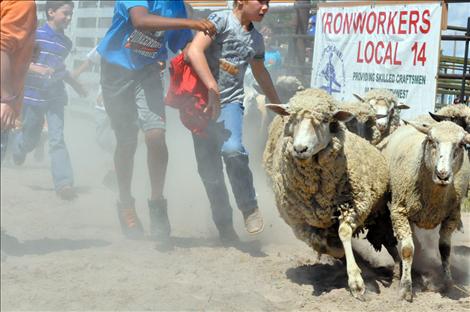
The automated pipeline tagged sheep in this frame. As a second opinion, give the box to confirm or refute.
[263,88,399,300]
[381,120,470,302]
[430,104,470,133]
[354,89,410,145]
[340,100,383,143]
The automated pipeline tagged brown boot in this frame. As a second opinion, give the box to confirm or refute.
[117,199,144,239]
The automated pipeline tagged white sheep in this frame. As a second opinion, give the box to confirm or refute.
[263,88,399,300]
[381,120,470,302]
[430,104,470,133]
[354,89,410,145]
[340,100,382,143]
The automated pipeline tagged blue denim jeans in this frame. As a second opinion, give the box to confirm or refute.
[13,99,74,190]
[192,102,258,229]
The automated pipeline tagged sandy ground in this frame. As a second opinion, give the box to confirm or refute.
[1,108,469,311]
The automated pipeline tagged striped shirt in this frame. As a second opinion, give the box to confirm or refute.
[23,23,72,106]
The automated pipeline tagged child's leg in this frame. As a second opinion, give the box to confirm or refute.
[137,64,170,239]
[218,103,263,234]
[12,104,45,165]
[45,98,74,192]
[192,122,234,234]
[101,60,143,239]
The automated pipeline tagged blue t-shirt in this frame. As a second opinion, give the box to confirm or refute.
[307,15,316,36]
[264,49,282,70]
[98,0,192,70]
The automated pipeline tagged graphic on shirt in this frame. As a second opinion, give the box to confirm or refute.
[125,30,164,58]
[219,58,239,76]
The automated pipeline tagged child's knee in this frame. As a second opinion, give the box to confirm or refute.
[221,142,245,157]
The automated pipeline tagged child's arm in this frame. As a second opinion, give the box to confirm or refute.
[71,59,92,79]
[250,59,281,105]
[129,6,216,36]
[64,74,88,98]
[186,31,220,119]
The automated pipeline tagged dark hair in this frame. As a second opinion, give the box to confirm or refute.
[233,0,270,8]
[45,1,74,20]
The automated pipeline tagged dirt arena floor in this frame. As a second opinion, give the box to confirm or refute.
[1,109,469,311]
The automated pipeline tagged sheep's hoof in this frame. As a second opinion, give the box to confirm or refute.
[442,275,455,292]
[399,282,413,302]
[349,277,366,301]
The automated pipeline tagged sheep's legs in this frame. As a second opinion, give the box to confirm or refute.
[390,205,414,301]
[338,222,365,300]
[384,244,401,279]
[399,235,414,302]
[439,224,455,290]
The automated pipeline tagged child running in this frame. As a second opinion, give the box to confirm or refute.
[98,0,216,240]
[13,1,87,200]
[186,0,281,243]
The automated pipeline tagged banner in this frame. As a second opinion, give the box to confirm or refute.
[311,1,443,118]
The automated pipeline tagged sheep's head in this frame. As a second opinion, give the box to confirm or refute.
[341,101,381,141]
[275,76,305,103]
[267,89,353,159]
[429,111,470,134]
[405,120,470,186]
[354,90,409,133]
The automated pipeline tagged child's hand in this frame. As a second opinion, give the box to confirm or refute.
[190,19,217,37]
[206,86,220,120]
[0,103,16,130]
[31,64,54,77]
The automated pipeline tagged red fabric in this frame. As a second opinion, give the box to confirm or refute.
[165,53,210,137]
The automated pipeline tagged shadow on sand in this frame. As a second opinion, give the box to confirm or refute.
[286,252,393,297]
[1,233,110,256]
[154,236,268,258]
[286,248,469,300]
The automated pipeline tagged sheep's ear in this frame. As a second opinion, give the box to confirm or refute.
[429,112,452,123]
[353,93,365,102]
[266,104,290,116]
[403,119,430,134]
[333,110,354,122]
[396,103,410,110]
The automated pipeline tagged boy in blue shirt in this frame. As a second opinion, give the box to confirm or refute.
[13,1,86,200]
[98,0,215,240]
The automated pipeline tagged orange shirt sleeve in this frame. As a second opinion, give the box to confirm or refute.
[0,0,37,115]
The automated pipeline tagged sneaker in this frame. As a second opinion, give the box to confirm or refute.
[117,200,144,240]
[56,185,76,200]
[243,208,264,235]
[148,198,171,240]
